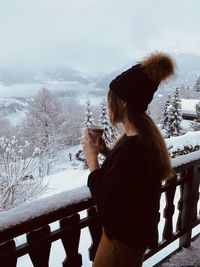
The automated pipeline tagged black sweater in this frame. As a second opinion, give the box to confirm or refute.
[87,135,161,249]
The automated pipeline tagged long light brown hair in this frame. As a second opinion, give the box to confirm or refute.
[108,89,174,181]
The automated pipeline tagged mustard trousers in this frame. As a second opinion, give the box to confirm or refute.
[92,232,146,267]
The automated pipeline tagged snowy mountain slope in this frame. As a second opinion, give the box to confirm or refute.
[0,96,32,117]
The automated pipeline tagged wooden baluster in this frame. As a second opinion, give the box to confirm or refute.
[27,225,51,267]
[59,213,82,267]
[176,171,185,233]
[149,211,160,250]
[87,207,103,261]
[163,176,177,241]
[0,240,17,267]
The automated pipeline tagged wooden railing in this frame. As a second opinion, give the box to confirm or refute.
[0,151,200,267]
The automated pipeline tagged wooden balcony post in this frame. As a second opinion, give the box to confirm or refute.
[0,240,17,267]
[179,165,200,248]
[193,166,200,222]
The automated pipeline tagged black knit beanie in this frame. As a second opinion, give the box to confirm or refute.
[109,52,175,113]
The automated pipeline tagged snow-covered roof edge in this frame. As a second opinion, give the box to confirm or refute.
[172,150,200,169]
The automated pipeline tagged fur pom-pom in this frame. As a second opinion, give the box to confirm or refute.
[141,52,175,82]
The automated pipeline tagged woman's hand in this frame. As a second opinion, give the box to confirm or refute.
[99,138,111,157]
[82,129,100,172]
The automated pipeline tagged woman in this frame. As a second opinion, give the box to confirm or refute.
[83,52,175,267]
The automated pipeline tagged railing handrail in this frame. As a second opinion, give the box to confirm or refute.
[0,186,93,243]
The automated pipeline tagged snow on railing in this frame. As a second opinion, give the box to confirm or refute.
[0,186,90,232]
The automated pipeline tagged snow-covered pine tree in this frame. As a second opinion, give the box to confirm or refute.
[161,95,171,135]
[191,102,200,131]
[78,100,95,168]
[99,98,118,146]
[85,100,95,127]
[165,87,183,137]
[80,100,94,141]
[194,75,200,92]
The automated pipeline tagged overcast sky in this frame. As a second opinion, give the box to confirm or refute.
[0,0,200,74]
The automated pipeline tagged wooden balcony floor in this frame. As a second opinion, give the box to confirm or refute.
[159,235,200,267]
